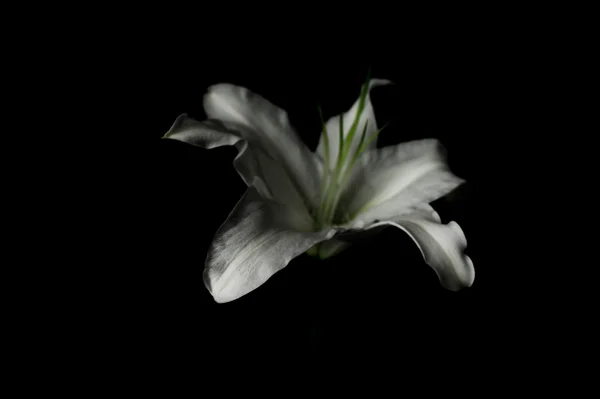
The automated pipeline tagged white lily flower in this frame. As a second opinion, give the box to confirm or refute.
[163,77,475,303]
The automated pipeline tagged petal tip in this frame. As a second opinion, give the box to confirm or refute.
[464,255,475,287]
[203,262,239,303]
[447,221,467,248]
[162,113,190,139]
[370,78,395,88]
[213,294,233,304]
[447,255,474,291]
[202,268,215,293]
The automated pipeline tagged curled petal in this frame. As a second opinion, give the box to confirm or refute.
[204,183,336,303]
[368,216,474,291]
[164,114,313,226]
[318,203,441,260]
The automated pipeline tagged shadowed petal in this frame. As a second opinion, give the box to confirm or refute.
[204,182,336,303]
[316,238,352,259]
[367,213,474,291]
[204,84,321,209]
[318,203,441,259]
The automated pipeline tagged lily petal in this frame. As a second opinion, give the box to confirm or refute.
[164,114,313,225]
[368,213,474,291]
[204,182,336,303]
[204,84,321,209]
[163,115,241,148]
[339,139,465,226]
[316,79,393,173]
[319,203,440,259]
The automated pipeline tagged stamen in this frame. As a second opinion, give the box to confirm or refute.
[314,70,387,227]
[359,122,390,152]
[338,73,371,171]
[356,119,369,156]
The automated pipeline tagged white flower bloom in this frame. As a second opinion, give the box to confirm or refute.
[163,77,475,303]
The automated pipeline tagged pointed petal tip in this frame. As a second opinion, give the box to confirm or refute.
[162,113,192,140]
[161,131,176,140]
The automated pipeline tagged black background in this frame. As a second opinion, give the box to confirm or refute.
[103,19,538,370]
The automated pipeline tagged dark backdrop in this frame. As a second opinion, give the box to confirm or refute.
[107,30,526,369]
